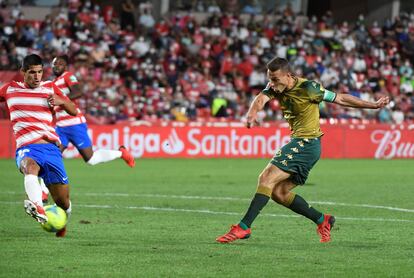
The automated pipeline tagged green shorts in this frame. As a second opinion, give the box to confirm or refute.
[270,137,321,185]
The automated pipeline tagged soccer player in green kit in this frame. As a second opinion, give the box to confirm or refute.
[216,57,390,243]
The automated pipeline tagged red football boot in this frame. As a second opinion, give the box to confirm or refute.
[24,200,48,224]
[119,146,135,167]
[42,191,49,205]
[216,224,251,243]
[317,214,335,243]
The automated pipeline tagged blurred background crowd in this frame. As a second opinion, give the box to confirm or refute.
[0,0,413,124]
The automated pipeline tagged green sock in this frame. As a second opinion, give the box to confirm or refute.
[288,194,323,224]
[316,214,325,225]
[240,193,270,228]
[239,222,249,230]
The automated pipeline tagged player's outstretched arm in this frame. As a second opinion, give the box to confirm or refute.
[48,95,78,116]
[246,93,270,128]
[333,93,390,109]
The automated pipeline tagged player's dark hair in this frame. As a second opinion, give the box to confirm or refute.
[266,57,291,72]
[56,55,70,65]
[22,54,43,71]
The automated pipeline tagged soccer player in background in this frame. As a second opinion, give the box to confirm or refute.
[51,55,135,167]
[216,57,390,243]
[0,54,77,237]
[38,55,136,202]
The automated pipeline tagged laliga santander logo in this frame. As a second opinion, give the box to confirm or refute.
[162,129,185,155]
[61,126,291,158]
[371,130,414,159]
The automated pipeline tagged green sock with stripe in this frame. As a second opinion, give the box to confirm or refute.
[288,194,324,224]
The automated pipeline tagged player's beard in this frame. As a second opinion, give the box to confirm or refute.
[275,84,287,93]
[53,69,62,76]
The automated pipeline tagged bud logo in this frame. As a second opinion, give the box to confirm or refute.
[371,130,414,159]
[162,129,185,155]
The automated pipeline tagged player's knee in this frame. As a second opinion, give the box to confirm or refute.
[271,187,290,205]
[258,168,281,188]
[20,158,40,175]
[258,174,272,189]
[81,148,94,162]
[54,197,70,210]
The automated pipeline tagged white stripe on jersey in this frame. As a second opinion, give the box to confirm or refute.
[13,121,56,134]
[58,87,70,95]
[54,78,66,86]
[16,130,59,147]
[7,97,49,107]
[8,86,53,95]
[56,116,86,127]
[55,108,82,117]
[10,111,53,122]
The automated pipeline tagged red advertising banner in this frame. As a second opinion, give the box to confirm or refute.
[0,121,413,159]
[0,121,14,158]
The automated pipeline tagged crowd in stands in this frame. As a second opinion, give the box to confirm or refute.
[0,0,413,124]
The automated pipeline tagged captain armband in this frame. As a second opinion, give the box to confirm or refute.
[322,90,337,103]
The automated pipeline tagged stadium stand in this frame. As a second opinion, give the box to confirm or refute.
[0,1,413,124]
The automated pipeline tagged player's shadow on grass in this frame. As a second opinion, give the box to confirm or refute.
[339,242,382,249]
[303,183,315,186]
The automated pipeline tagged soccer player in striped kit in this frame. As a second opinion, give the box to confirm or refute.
[0,54,76,237]
[51,55,135,168]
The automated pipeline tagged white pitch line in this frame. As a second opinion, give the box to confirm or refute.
[2,191,414,213]
[0,201,413,223]
[83,193,414,213]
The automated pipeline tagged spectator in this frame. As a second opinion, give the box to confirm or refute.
[391,107,405,124]
[120,0,136,30]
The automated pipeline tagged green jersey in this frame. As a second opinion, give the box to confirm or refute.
[262,78,336,138]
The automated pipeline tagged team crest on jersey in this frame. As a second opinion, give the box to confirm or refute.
[17,148,30,158]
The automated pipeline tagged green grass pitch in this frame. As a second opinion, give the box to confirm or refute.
[0,158,413,277]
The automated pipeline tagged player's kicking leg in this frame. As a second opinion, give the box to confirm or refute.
[271,180,335,243]
[77,146,135,167]
[57,123,135,167]
[18,157,47,223]
[49,183,71,237]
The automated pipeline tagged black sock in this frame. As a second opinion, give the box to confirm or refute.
[288,194,323,224]
[240,193,270,228]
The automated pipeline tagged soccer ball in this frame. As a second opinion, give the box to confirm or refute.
[41,205,67,232]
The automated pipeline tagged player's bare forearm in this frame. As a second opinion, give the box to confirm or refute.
[68,84,83,100]
[248,93,270,113]
[334,93,390,109]
[246,93,270,128]
[61,101,78,116]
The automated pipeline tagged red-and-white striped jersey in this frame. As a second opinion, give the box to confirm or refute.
[0,81,69,148]
[53,71,86,127]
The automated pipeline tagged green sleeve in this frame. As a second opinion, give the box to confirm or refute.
[302,80,336,103]
[261,82,276,99]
